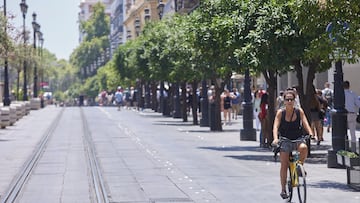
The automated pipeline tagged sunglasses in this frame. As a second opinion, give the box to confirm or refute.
[285,98,294,102]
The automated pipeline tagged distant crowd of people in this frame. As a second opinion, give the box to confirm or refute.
[254,80,360,148]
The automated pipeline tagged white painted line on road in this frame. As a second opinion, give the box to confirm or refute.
[97,107,113,120]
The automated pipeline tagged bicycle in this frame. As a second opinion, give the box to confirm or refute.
[273,136,309,203]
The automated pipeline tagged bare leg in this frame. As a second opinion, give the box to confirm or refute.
[298,143,308,164]
[280,152,290,192]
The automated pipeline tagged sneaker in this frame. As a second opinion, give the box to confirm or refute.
[280,191,288,199]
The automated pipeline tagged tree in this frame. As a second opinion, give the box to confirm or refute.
[69,2,110,98]
[189,0,243,131]
[80,2,110,42]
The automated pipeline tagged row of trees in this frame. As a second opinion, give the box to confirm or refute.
[0,8,76,103]
[66,1,359,130]
[102,0,358,131]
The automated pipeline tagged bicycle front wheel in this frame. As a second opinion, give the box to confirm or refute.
[297,164,307,203]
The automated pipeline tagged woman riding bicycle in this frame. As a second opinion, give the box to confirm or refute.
[272,89,313,199]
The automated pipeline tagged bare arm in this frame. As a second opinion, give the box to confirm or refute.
[272,109,282,144]
[299,108,314,136]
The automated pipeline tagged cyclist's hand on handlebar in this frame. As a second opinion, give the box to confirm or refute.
[272,138,279,146]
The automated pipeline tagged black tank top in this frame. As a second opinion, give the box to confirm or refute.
[224,96,231,109]
[279,108,303,140]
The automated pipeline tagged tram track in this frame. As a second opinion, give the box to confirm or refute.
[0,108,64,203]
[0,107,109,203]
[80,107,109,203]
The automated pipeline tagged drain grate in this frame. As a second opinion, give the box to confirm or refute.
[149,197,193,202]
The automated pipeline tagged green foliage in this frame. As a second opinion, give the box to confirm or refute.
[337,150,359,158]
[53,90,67,102]
[80,2,110,42]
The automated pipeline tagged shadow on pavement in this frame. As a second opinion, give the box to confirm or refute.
[199,145,329,164]
[224,155,274,162]
[306,153,328,164]
[178,129,240,133]
[152,120,194,126]
[140,114,165,118]
[198,145,273,152]
[308,180,357,191]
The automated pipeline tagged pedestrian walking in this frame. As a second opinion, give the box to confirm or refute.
[276,90,285,110]
[259,92,270,147]
[322,82,333,132]
[253,89,262,131]
[231,88,241,120]
[309,86,323,144]
[344,81,360,143]
[221,89,235,125]
[115,86,123,111]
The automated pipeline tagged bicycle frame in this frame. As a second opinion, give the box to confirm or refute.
[289,150,300,187]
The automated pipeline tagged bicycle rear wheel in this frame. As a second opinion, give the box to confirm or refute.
[287,168,293,202]
[297,164,307,203]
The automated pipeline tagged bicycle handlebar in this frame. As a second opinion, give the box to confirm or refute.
[272,135,311,162]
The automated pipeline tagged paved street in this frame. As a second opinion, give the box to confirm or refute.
[0,105,359,203]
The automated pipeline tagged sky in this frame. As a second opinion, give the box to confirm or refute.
[6,0,80,60]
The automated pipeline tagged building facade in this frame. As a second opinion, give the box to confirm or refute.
[110,0,125,57]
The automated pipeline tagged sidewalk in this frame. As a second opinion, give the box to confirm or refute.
[0,106,62,197]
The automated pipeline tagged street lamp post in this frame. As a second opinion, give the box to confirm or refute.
[32,12,40,98]
[38,32,44,91]
[240,68,256,140]
[328,61,347,168]
[2,0,11,106]
[20,0,28,101]
[157,0,165,20]
[157,0,165,113]
[326,22,348,168]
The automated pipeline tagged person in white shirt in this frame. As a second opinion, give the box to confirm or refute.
[322,82,334,132]
[344,81,360,142]
[253,90,262,131]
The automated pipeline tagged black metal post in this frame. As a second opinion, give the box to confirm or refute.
[145,81,151,108]
[240,68,256,140]
[328,60,347,168]
[20,0,28,101]
[32,13,39,98]
[162,83,171,117]
[173,82,181,118]
[3,0,11,106]
[200,79,209,127]
[159,81,164,113]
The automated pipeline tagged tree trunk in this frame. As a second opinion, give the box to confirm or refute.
[211,78,223,131]
[262,69,277,144]
[294,59,316,123]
